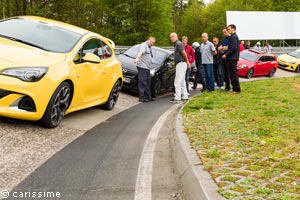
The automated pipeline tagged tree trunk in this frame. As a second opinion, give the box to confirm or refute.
[2,0,5,18]
[15,0,20,16]
[22,0,26,15]
[6,0,10,17]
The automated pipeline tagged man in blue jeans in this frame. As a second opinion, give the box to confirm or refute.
[200,33,217,92]
[134,37,156,102]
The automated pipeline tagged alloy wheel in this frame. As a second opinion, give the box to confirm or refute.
[50,86,71,126]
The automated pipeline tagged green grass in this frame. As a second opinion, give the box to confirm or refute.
[183,76,300,199]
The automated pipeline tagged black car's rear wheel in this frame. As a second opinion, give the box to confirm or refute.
[268,67,276,77]
[40,81,71,128]
[246,68,254,79]
[152,79,162,98]
[101,80,121,110]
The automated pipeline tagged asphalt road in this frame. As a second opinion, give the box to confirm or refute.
[8,94,185,200]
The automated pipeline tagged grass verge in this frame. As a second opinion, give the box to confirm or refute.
[183,76,300,200]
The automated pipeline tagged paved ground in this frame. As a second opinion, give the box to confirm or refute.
[0,92,139,194]
[7,94,187,200]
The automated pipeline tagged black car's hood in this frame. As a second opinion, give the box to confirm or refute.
[117,54,161,72]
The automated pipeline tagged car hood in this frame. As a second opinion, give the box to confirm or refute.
[238,58,253,66]
[278,54,300,63]
[0,37,66,70]
[117,54,160,72]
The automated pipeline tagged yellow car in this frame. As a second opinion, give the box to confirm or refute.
[0,16,123,128]
[277,49,300,73]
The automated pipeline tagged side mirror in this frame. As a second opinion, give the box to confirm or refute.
[257,60,262,64]
[82,53,101,64]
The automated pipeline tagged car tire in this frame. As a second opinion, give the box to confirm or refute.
[101,80,121,110]
[296,65,300,73]
[268,67,276,77]
[152,79,162,98]
[40,81,72,128]
[246,68,254,79]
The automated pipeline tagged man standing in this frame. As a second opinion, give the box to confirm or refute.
[134,37,156,102]
[218,27,231,91]
[240,41,245,52]
[254,42,261,51]
[222,24,241,94]
[201,33,217,92]
[182,36,195,94]
[264,42,273,54]
[245,41,251,49]
[169,33,191,103]
[212,37,224,89]
[192,42,206,91]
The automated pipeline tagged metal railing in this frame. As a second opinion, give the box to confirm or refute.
[115,46,299,57]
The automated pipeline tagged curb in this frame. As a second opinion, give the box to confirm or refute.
[170,104,226,200]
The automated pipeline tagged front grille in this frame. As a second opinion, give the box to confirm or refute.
[278,62,289,68]
[0,89,13,99]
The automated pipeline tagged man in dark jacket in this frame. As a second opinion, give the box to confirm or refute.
[222,24,241,93]
[191,42,206,91]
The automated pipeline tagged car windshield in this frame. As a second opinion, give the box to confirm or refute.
[288,51,300,59]
[0,18,83,53]
[240,51,259,62]
[124,45,168,66]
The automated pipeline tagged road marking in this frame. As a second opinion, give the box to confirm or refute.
[134,104,179,200]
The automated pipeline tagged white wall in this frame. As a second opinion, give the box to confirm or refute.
[226,11,300,40]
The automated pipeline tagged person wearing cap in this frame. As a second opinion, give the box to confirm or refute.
[191,42,206,91]
[254,42,261,51]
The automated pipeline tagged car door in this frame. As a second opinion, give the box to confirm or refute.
[255,56,267,76]
[73,38,109,104]
[266,56,277,74]
[162,53,176,88]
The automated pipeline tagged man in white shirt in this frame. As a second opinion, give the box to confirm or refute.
[264,43,273,54]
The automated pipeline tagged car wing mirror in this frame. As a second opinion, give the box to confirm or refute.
[257,60,262,64]
[82,53,101,64]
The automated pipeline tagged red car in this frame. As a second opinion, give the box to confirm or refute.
[237,50,278,78]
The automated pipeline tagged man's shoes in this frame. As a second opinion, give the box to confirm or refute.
[169,99,182,103]
[215,86,220,89]
[200,89,206,92]
[225,88,231,92]
[148,98,156,101]
[182,99,189,103]
[139,99,149,103]
[221,86,225,90]
[192,86,197,90]
[187,93,191,96]
[208,89,215,92]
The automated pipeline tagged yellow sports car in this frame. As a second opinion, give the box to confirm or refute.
[0,16,123,128]
[277,49,300,73]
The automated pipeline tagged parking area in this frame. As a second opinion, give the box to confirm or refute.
[0,92,139,193]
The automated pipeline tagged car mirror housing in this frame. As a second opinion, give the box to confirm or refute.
[257,60,262,64]
[82,53,101,64]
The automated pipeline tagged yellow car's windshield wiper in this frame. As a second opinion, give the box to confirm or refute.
[0,34,50,52]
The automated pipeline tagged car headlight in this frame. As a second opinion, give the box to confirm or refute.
[289,61,296,64]
[0,67,48,82]
[150,69,156,76]
[239,65,248,69]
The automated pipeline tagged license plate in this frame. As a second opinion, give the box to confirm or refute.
[123,77,131,83]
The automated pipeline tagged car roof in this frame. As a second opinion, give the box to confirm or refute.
[132,44,172,54]
[243,49,275,57]
[16,16,89,35]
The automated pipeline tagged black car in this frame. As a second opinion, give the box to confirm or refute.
[117,45,176,97]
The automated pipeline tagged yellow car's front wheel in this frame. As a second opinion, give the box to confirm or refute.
[296,65,300,73]
[101,80,121,110]
[40,81,72,128]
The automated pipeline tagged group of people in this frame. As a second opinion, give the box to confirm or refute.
[240,40,273,54]
[134,24,242,103]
